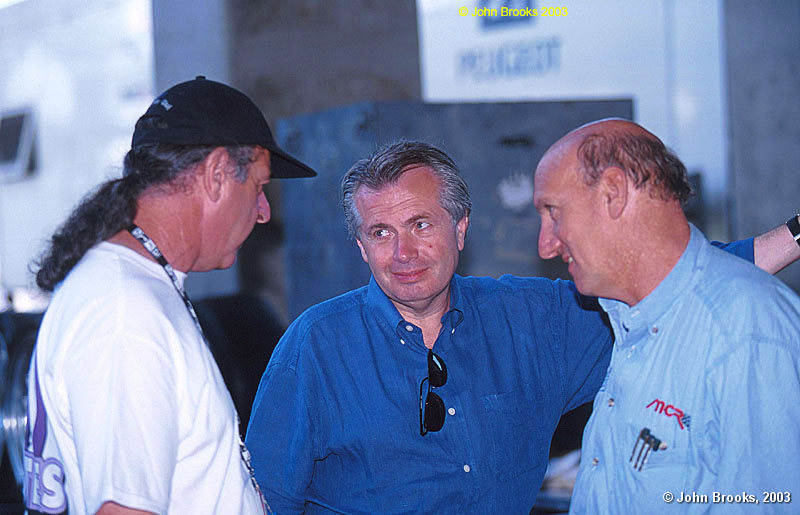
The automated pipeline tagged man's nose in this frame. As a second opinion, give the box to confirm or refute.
[537,221,561,259]
[256,192,271,224]
[393,231,418,263]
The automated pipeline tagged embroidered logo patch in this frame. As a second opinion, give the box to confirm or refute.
[646,398,691,430]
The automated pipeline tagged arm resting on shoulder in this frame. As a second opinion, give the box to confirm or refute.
[754,221,800,274]
[712,219,800,275]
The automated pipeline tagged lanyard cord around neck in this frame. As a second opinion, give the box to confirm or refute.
[125,224,270,513]
[127,224,207,341]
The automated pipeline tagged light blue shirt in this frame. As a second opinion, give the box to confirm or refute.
[571,224,800,514]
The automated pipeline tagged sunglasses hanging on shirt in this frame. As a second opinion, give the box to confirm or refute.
[419,349,447,436]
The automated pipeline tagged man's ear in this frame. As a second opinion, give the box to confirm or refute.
[456,215,469,251]
[355,237,369,264]
[601,167,628,220]
[199,147,231,202]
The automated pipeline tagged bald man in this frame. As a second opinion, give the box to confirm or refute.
[534,119,800,514]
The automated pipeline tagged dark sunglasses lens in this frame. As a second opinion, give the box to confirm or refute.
[424,391,446,432]
[427,351,447,388]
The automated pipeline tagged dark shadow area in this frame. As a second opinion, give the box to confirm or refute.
[0,311,44,511]
[194,293,286,432]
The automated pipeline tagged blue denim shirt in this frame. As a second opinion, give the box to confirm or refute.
[246,274,613,513]
[570,226,800,514]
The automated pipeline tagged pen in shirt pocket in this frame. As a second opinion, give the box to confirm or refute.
[630,427,668,471]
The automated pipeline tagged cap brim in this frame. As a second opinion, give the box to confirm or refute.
[268,146,317,178]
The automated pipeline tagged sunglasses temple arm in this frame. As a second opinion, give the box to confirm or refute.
[419,377,429,436]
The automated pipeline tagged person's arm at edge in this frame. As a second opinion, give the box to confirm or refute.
[713,218,800,275]
[753,220,800,274]
[96,502,156,515]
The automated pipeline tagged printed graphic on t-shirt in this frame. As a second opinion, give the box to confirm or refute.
[24,361,67,514]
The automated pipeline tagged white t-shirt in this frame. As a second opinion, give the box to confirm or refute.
[24,242,265,514]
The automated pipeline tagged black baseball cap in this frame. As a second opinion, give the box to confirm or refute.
[131,76,316,178]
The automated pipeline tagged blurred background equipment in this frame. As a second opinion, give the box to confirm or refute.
[0,108,36,184]
[0,310,40,511]
[2,328,33,490]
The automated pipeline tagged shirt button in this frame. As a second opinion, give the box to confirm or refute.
[591,457,599,467]
[405,325,414,332]
[608,398,615,407]
[400,339,406,345]
[448,407,456,416]
[463,464,471,473]
[651,326,659,334]
[451,328,455,334]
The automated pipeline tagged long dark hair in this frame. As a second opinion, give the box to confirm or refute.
[33,143,255,291]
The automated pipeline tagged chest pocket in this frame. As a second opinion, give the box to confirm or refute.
[482,387,549,482]
[633,400,694,473]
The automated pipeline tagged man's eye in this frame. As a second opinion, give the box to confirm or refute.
[374,229,389,238]
[416,222,430,230]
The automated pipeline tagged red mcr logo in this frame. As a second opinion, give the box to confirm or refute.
[646,398,687,430]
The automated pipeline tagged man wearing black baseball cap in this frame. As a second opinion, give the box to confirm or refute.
[25,77,315,514]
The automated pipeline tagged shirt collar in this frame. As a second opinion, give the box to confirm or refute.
[447,275,465,328]
[366,276,405,330]
[365,275,465,332]
[599,223,705,328]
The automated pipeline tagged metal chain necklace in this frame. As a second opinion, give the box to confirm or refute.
[126,224,270,513]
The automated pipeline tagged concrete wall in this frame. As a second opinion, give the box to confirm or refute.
[230,0,422,123]
[228,0,422,317]
[725,0,800,292]
[151,0,240,299]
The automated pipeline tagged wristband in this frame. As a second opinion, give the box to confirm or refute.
[787,214,800,247]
